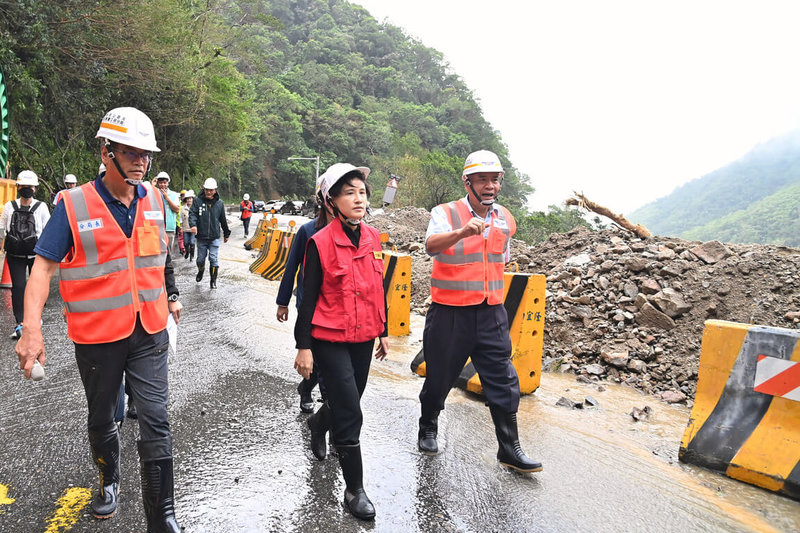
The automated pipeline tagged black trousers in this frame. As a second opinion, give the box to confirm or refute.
[311,338,373,446]
[75,319,173,459]
[420,302,520,414]
[242,217,251,235]
[6,254,34,324]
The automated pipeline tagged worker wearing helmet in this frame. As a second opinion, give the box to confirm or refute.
[294,163,388,521]
[277,173,333,419]
[180,190,195,260]
[152,171,180,252]
[15,107,183,531]
[188,177,230,288]
[417,150,542,474]
[1,170,51,339]
[53,174,79,206]
[240,193,254,237]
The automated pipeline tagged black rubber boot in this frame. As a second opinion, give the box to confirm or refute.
[336,444,375,521]
[195,264,204,282]
[297,380,315,413]
[417,407,440,455]
[307,402,331,460]
[89,429,121,519]
[138,438,182,533]
[489,407,542,473]
[210,266,219,289]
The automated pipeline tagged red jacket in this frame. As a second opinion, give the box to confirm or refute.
[59,182,169,344]
[308,221,385,343]
[240,200,253,219]
[430,200,516,306]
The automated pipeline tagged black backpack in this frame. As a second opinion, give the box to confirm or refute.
[5,200,42,256]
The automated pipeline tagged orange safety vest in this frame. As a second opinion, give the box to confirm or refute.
[59,182,169,344]
[430,200,516,306]
[308,221,386,343]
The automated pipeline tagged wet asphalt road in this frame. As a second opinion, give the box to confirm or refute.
[1,215,800,532]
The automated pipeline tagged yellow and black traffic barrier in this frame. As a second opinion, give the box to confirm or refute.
[410,272,545,396]
[248,223,281,274]
[680,320,800,500]
[245,216,277,251]
[243,217,267,250]
[261,220,297,281]
[382,251,411,336]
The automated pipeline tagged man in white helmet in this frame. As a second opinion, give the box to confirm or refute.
[188,177,230,288]
[152,171,180,251]
[53,173,79,206]
[1,170,51,339]
[416,149,542,474]
[16,107,183,531]
[240,193,254,237]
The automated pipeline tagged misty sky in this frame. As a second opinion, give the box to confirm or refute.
[354,0,800,214]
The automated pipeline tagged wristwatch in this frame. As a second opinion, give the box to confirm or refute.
[168,293,179,302]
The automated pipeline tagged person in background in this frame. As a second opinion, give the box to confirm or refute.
[16,107,183,531]
[53,173,78,205]
[2,170,51,339]
[189,178,229,288]
[277,176,333,444]
[176,190,186,257]
[240,193,254,237]
[294,163,388,521]
[180,190,195,261]
[153,172,180,252]
[417,149,541,474]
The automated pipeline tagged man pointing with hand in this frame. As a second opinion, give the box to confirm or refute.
[416,149,542,474]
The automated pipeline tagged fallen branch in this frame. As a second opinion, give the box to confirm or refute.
[566,192,652,239]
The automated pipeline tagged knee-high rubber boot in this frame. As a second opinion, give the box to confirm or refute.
[336,444,375,521]
[138,439,182,533]
[307,402,331,460]
[195,263,204,282]
[417,407,440,455]
[89,428,121,519]
[489,406,542,473]
[210,266,219,289]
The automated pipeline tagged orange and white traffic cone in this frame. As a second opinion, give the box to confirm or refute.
[0,255,12,289]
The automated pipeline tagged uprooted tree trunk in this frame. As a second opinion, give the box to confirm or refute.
[566,192,653,239]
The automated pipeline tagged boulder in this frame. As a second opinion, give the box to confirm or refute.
[690,240,733,264]
[639,279,661,294]
[627,359,647,373]
[584,364,605,375]
[601,348,630,368]
[650,288,692,318]
[660,390,687,404]
[636,302,676,330]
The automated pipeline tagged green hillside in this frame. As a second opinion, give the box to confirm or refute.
[0,0,530,208]
[630,129,800,240]
[682,181,800,245]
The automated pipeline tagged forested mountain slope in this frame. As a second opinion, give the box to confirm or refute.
[0,0,530,208]
[630,129,800,244]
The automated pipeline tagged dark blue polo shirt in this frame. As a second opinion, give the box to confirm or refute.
[35,176,147,262]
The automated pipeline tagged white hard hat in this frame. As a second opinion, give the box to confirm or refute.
[462,150,504,180]
[95,107,160,152]
[185,189,195,198]
[155,171,170,182]
[64,174,78,184]
[203,178,218,189]
[243,193,250,201]
[16,170,39,186]
[319,163,370,200]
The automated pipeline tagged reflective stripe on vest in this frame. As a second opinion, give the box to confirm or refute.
[430,201,515,306]
[59,182,168,344]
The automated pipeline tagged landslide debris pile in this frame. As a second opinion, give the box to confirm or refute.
[371,209,800,403]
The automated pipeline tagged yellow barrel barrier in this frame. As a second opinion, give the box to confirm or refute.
[382,251,411,336]
[679,320,800,499]
[248,222,281,275]
[410,273,545,396]
[243,217,268,250]
[261,220,297,281]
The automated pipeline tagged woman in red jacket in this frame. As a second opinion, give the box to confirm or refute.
[294,163,388,521]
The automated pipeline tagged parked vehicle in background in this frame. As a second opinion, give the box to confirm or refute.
[267,201,285,213]
[253,200,266,212]
[279,200,304,215]
[300,198,317,217]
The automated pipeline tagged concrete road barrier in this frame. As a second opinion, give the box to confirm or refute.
[410,272,546,396]
[680,320,800,500]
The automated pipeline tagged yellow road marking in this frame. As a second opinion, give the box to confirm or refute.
[44,487,92,533]
[0,483,15,514]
